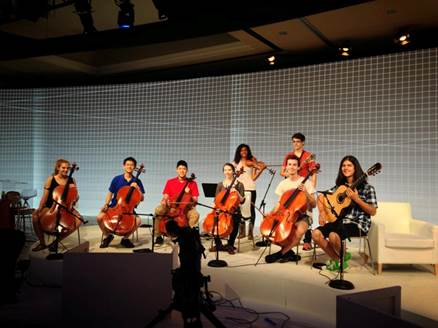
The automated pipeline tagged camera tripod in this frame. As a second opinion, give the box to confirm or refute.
[145,272,225,328]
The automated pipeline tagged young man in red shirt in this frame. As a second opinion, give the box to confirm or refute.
[154,160,199,245]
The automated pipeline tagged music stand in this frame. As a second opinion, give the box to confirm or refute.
[201,183,217,199]
[201,183,227,267]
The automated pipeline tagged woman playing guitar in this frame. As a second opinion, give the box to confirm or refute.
[97,157,145,248]
[32,159,83,252]
[154,160,199,245]
[264,155,317,263]
[312,155,378,271]
[204,163,245,255]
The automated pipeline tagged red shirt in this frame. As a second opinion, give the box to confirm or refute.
[163,177,199,198]
[282,149,316,177]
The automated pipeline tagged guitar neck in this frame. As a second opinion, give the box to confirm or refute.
[350,173,367,190]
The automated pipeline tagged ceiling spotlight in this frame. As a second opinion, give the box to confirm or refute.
[339,46,351,57]
[395,32,411,46]
[267,55,276,65]
[115,0,134,29]
[74,0,97,35]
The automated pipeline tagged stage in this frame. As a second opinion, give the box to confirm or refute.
[3,224,438,328]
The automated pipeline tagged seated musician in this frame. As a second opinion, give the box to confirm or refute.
[208,163,245,255]
[154,160,199,245]
[280,133,317,251]
[31,159,82,252]
[265,155,316,263]
[312,155,377,270]
[97,157,145,248]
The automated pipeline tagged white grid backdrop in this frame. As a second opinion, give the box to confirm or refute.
[1,48,437,227]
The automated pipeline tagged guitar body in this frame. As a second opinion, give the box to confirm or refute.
[321,185,352,223]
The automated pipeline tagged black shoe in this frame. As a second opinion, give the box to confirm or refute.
[265,250,283,263]
[279,250,301,263]
[155,236,164,245]
[100,234,114,248]
[226,245,236,255]
[120,238,135,248]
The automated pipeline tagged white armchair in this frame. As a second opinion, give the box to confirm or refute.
[368,202,438,275]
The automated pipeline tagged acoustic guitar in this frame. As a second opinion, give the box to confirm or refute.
[321,163,382,222]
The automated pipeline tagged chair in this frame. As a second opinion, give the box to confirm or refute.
[237,217,255,253]
[20,189,37,208]
[368,202,438,276]
[350,233,374,273]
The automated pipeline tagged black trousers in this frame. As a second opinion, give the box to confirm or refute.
[0,229,25,301]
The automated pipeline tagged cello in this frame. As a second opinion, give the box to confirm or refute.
[158,173,196,235]
[202,168,244,238]
[103,163,145,236]
[260,163,319,245]
[40,162,84,240]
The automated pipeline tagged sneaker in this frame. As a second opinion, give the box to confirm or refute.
[255,240,270,247]
[155,236,164,245]
[100,234,114,248]
[265,250,283,263]
[120,238,135,248]
[279,250,301,263]
[326,259,338,272]
[344,252,352,261]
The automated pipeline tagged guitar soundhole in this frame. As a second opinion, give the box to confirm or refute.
[337,194,345,203]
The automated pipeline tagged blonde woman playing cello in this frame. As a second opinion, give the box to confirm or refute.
[31,159,82,252]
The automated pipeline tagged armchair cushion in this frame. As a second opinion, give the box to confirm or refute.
[385,233,434,249]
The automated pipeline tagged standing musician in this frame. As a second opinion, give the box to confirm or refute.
[232,144,266,240]
[280,133,316,251]
[207,163,245,255]
[265,155,316,263]
[312,155,377,270]
[31,159,82,252]
[97,157,145,248]
[154,160,199,245]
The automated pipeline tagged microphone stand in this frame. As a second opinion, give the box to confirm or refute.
[196,201,229,267]
[46,201,88,261]
[255,168,276,247]
[322,193,354,290]
[132,213,155,253]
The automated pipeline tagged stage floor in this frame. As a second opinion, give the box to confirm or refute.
[7,224,438,327]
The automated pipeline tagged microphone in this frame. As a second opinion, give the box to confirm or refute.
[317,190,333,195]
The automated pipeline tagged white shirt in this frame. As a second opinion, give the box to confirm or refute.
[233,161,256,191]
[275,176,315,216]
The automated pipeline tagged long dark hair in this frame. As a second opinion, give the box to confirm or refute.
[335,155,366,187]
[233,144,254,163]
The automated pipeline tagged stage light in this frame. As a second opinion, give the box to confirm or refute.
[115,0,134,29]
[395,32,411,46]
[74,0,97,34]
[339,46,351,57]
[267,55,276,65]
